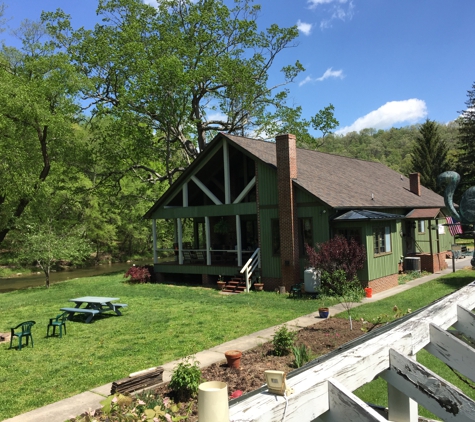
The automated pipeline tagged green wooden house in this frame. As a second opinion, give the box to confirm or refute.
[144,133,454,293]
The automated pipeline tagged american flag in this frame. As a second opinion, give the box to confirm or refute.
[446,216,463,236]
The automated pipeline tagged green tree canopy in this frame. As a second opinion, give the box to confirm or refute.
[43,0,304,185]
[0,19,84,244]
[411,119,451,194]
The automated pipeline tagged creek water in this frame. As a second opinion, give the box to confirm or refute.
[0,260,153,293]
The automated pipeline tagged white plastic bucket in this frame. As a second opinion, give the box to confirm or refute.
[198,381,229,422]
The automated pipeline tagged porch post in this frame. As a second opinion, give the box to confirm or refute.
[223,139,231,204]
[152,219,158,264]
[177,218,183,265]
[236,215,242,266]
[428,218,433,257]
[183,182,188,207]
[387,354,418,422]
[205,216,211,265]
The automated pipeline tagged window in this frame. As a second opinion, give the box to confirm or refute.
[271,219,280,256]
[373,226,391,254]
[299,217,313,256]
[418,220,425,233]
[334,228,362,245]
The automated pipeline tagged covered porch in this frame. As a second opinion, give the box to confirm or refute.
[152,214,258,268]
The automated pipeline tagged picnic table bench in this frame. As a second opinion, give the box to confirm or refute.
[61,296,127,323]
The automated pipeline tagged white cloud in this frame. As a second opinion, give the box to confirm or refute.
[299,76,314,87]
[317,67,344,81]
[299,68,344,86]
[206,112,228,123]
[308,0,355,30]
[336,99,428,135]
[308,0,348,8]
[297,20,313,36]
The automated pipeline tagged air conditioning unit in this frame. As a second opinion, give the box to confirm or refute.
[404,257,421,272]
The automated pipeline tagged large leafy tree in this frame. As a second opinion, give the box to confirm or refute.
[457,82,475,194]
[42,0,304,185]
[0,20,84,245]
[15,184,92,288]
[411,119,451,194]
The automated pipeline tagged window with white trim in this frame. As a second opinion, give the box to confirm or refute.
[373,226,391,255]
[418,220,425,233]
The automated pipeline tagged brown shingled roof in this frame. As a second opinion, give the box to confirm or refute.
[223,133,445,210]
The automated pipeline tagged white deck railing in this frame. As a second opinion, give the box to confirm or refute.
[240,248,261,293]
[229,282,475,421]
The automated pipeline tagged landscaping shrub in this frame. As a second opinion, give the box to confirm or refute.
[305,235,366,293]
[169,356,203,401]
[272,325,297,356]
[124,265,151,283]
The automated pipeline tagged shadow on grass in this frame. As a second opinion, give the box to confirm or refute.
[438,273,475,290]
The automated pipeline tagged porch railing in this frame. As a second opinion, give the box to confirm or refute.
[240,248,261,292]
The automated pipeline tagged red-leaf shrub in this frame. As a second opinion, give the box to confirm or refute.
[124,265,151,284]
[305,235,366,292]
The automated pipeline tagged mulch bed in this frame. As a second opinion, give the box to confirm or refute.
[150,317,374,421]
[68,317,374,421]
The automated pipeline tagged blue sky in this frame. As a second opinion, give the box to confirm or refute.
[2,0,475,135]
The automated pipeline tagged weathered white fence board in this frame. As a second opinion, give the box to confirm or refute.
[381,348,475,422]
[424,322,475,383]
[454,305,475,342]
[317,378,387,422]
[229,282,475,422]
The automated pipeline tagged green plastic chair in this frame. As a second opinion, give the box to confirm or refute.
[47,312,68,338]
[10,321,36,350]
[289,283,303,298]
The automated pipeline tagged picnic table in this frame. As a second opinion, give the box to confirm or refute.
[60,296,127,323]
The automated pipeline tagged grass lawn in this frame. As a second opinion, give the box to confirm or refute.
[1,269,474,420]
[0,273,327,420]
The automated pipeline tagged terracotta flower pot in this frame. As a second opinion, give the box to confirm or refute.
[217,281,226,290]
[318,307,329,319]
[254,283,264,291]
[225,350,242,368]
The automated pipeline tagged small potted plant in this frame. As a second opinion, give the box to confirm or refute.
[318,294,329,318]
[253,276,264,291]
[217,275,226,290]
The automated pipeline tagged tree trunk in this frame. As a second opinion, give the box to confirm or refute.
[44,268,50,289]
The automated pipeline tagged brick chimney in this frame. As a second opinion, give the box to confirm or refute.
[275,134,300,290]
[409,173,421,196]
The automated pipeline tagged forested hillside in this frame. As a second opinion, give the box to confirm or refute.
[316,121,459,175]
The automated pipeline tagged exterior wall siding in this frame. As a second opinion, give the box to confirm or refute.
[365,220,401,282]
[256,163,279,206]
[402,217,453,255]
[257,162,281,281]
[153,263,239,276]
[297,197,329,280]
[259,207,281,279]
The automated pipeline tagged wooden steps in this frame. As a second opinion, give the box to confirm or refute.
[222,276,247,294]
